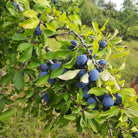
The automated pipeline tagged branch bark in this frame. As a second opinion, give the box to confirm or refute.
[106,119,113,138]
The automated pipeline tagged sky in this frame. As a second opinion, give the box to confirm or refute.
[104,0,124,10]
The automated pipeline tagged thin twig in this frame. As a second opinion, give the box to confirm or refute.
[57,27,96,65]
[106,119,113,138]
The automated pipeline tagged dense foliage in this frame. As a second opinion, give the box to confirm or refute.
[0,0,138,137]
[79,0,138,40]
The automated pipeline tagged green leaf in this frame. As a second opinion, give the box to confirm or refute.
[124,103,138,118]
[51,68,64,79]
[63,58,76,69]
[58,13,69,24]
[105,75,116,86]
[109,29,119,40]
[44,51,55,60]
[84,110,99,119]
[106,47,112,60]
[19,17,39,29]
[88,87,108,96]
[88,119,99,133]
[100,18,109,31]
[87,60,94,72]
[100,106,120,118]
[109,38,122,44]
[92,22,99,32]
[23,9,38,17]
[58,70,80,80]
[17,43,32,52]
[35,46,42,57]
[44,51,69,60]
[46,21,57,32]
[92,39,99,56]
[1,72,14,85]
[72,107,82,113]
[100,69,110,81]
[0,108,16,120]
[36,74,49,85]
[96,77,102,87]
[69,14,82,26]
[64,114,76,121]
[80,73,89,84]
[2,21,12,28]
[33,0,51,8]
[110,50,129,60]
[18,47,33,62]
[12,34,28,41]
[13,70,24,90]
[67,23,80,33]
[118,88,136,97]
[27,62,40,69]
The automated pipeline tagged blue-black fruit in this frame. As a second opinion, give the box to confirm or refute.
[39,71,48,77]
[65,108,71,115]
[50,63,61,71]
[78,70,87,79]
[68,45,75,50]
[63,69,67,74]
[97,95,104,101]
[102,94,114,109]
[96,67,103,73]
[133,132,138,137]
[83,87,91,99]
[54,0,58,4]
[87,97,97,106]
[76,82,87,90]
[55,109,61,113]
[35,24,42,35]
[76,55,87,67]
[39,64,48,71]
[71,40,78,46]
[114,93,122,105]
[48,78,55,84]
[42,93,49,102]
[89,69,99,81]
[98,59,107,66]
[99,41,106,50]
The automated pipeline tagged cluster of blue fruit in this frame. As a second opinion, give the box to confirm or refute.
[71,40,122,110]
[41,40,122,112]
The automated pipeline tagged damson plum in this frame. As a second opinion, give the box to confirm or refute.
[39,71,48,77]
[89,69,99,81]
[87,97,97,107]
[35,24,42,35]
[99,41,106,50]
[39,64,48,71]
[76,55,87,67]
[98,59,107,66]
[114,93,122,105]
[102,94,114,109]
[71,40,78,46]
[50,63,61,71]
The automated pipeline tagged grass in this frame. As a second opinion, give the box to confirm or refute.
[110,40,138,86]
[0,37,138,137]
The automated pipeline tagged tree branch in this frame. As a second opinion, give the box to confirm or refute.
[57,27,96,65]
[106,119,113,138]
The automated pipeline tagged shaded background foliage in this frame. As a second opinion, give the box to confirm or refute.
[79,0,138,40]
